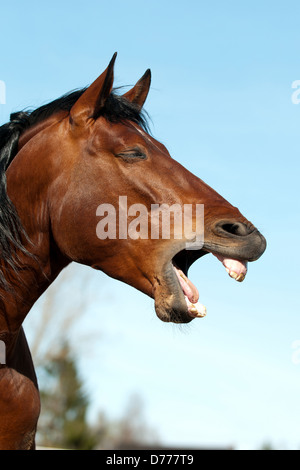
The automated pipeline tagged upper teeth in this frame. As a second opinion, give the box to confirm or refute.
[226,269,245,282]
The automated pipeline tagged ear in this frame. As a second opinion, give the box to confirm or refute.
[123,69,151,109]
[70,52,117,127]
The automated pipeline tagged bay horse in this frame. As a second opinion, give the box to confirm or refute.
[0,53,266,449]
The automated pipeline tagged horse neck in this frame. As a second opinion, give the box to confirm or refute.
[1,115,70,337]
[0,241,69,338]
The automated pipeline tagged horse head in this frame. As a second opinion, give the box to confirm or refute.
[8,54,266,324]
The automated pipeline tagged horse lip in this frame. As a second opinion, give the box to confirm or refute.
[205,229,267,262]
[153,266,193,323]
[152,245,193,323]
[210,220,267,262]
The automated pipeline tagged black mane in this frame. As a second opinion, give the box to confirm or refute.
[0,87,149,292]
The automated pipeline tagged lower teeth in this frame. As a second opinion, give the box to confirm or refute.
[185,296,207,318]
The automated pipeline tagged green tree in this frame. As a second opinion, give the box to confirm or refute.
[37,343,98,450]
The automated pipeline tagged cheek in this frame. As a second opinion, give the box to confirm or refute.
[49,189,98,261]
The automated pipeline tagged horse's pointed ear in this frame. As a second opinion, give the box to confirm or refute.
[123,69,151,109]
[70,52,117,127]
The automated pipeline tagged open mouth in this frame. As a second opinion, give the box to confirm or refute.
[152,221,266,323]
[170,248,248,321]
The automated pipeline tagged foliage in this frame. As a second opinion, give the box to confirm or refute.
[37,343,98,450]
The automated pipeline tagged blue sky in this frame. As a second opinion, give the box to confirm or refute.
[1,0,300,449]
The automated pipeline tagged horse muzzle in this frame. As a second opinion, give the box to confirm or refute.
[152,219,266,324]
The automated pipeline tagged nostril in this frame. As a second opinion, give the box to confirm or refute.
[216,221,254,237]
[222,223,248,236]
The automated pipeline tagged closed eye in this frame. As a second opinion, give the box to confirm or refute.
[115,147,147,162]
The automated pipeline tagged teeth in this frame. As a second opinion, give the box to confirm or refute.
[185,296,207,318]
[236,273,245,282]
[190,304,207,318]
[214,254,248,283]
[230,271,238,280]
[227,271,245,282]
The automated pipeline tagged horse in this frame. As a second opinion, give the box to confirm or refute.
[0,53,266,449]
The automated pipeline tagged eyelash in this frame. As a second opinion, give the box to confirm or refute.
[116,148,147,161]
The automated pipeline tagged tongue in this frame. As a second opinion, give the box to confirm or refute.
[173,266,199,303]
[173,265,207,318]
[213,253,248,282]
